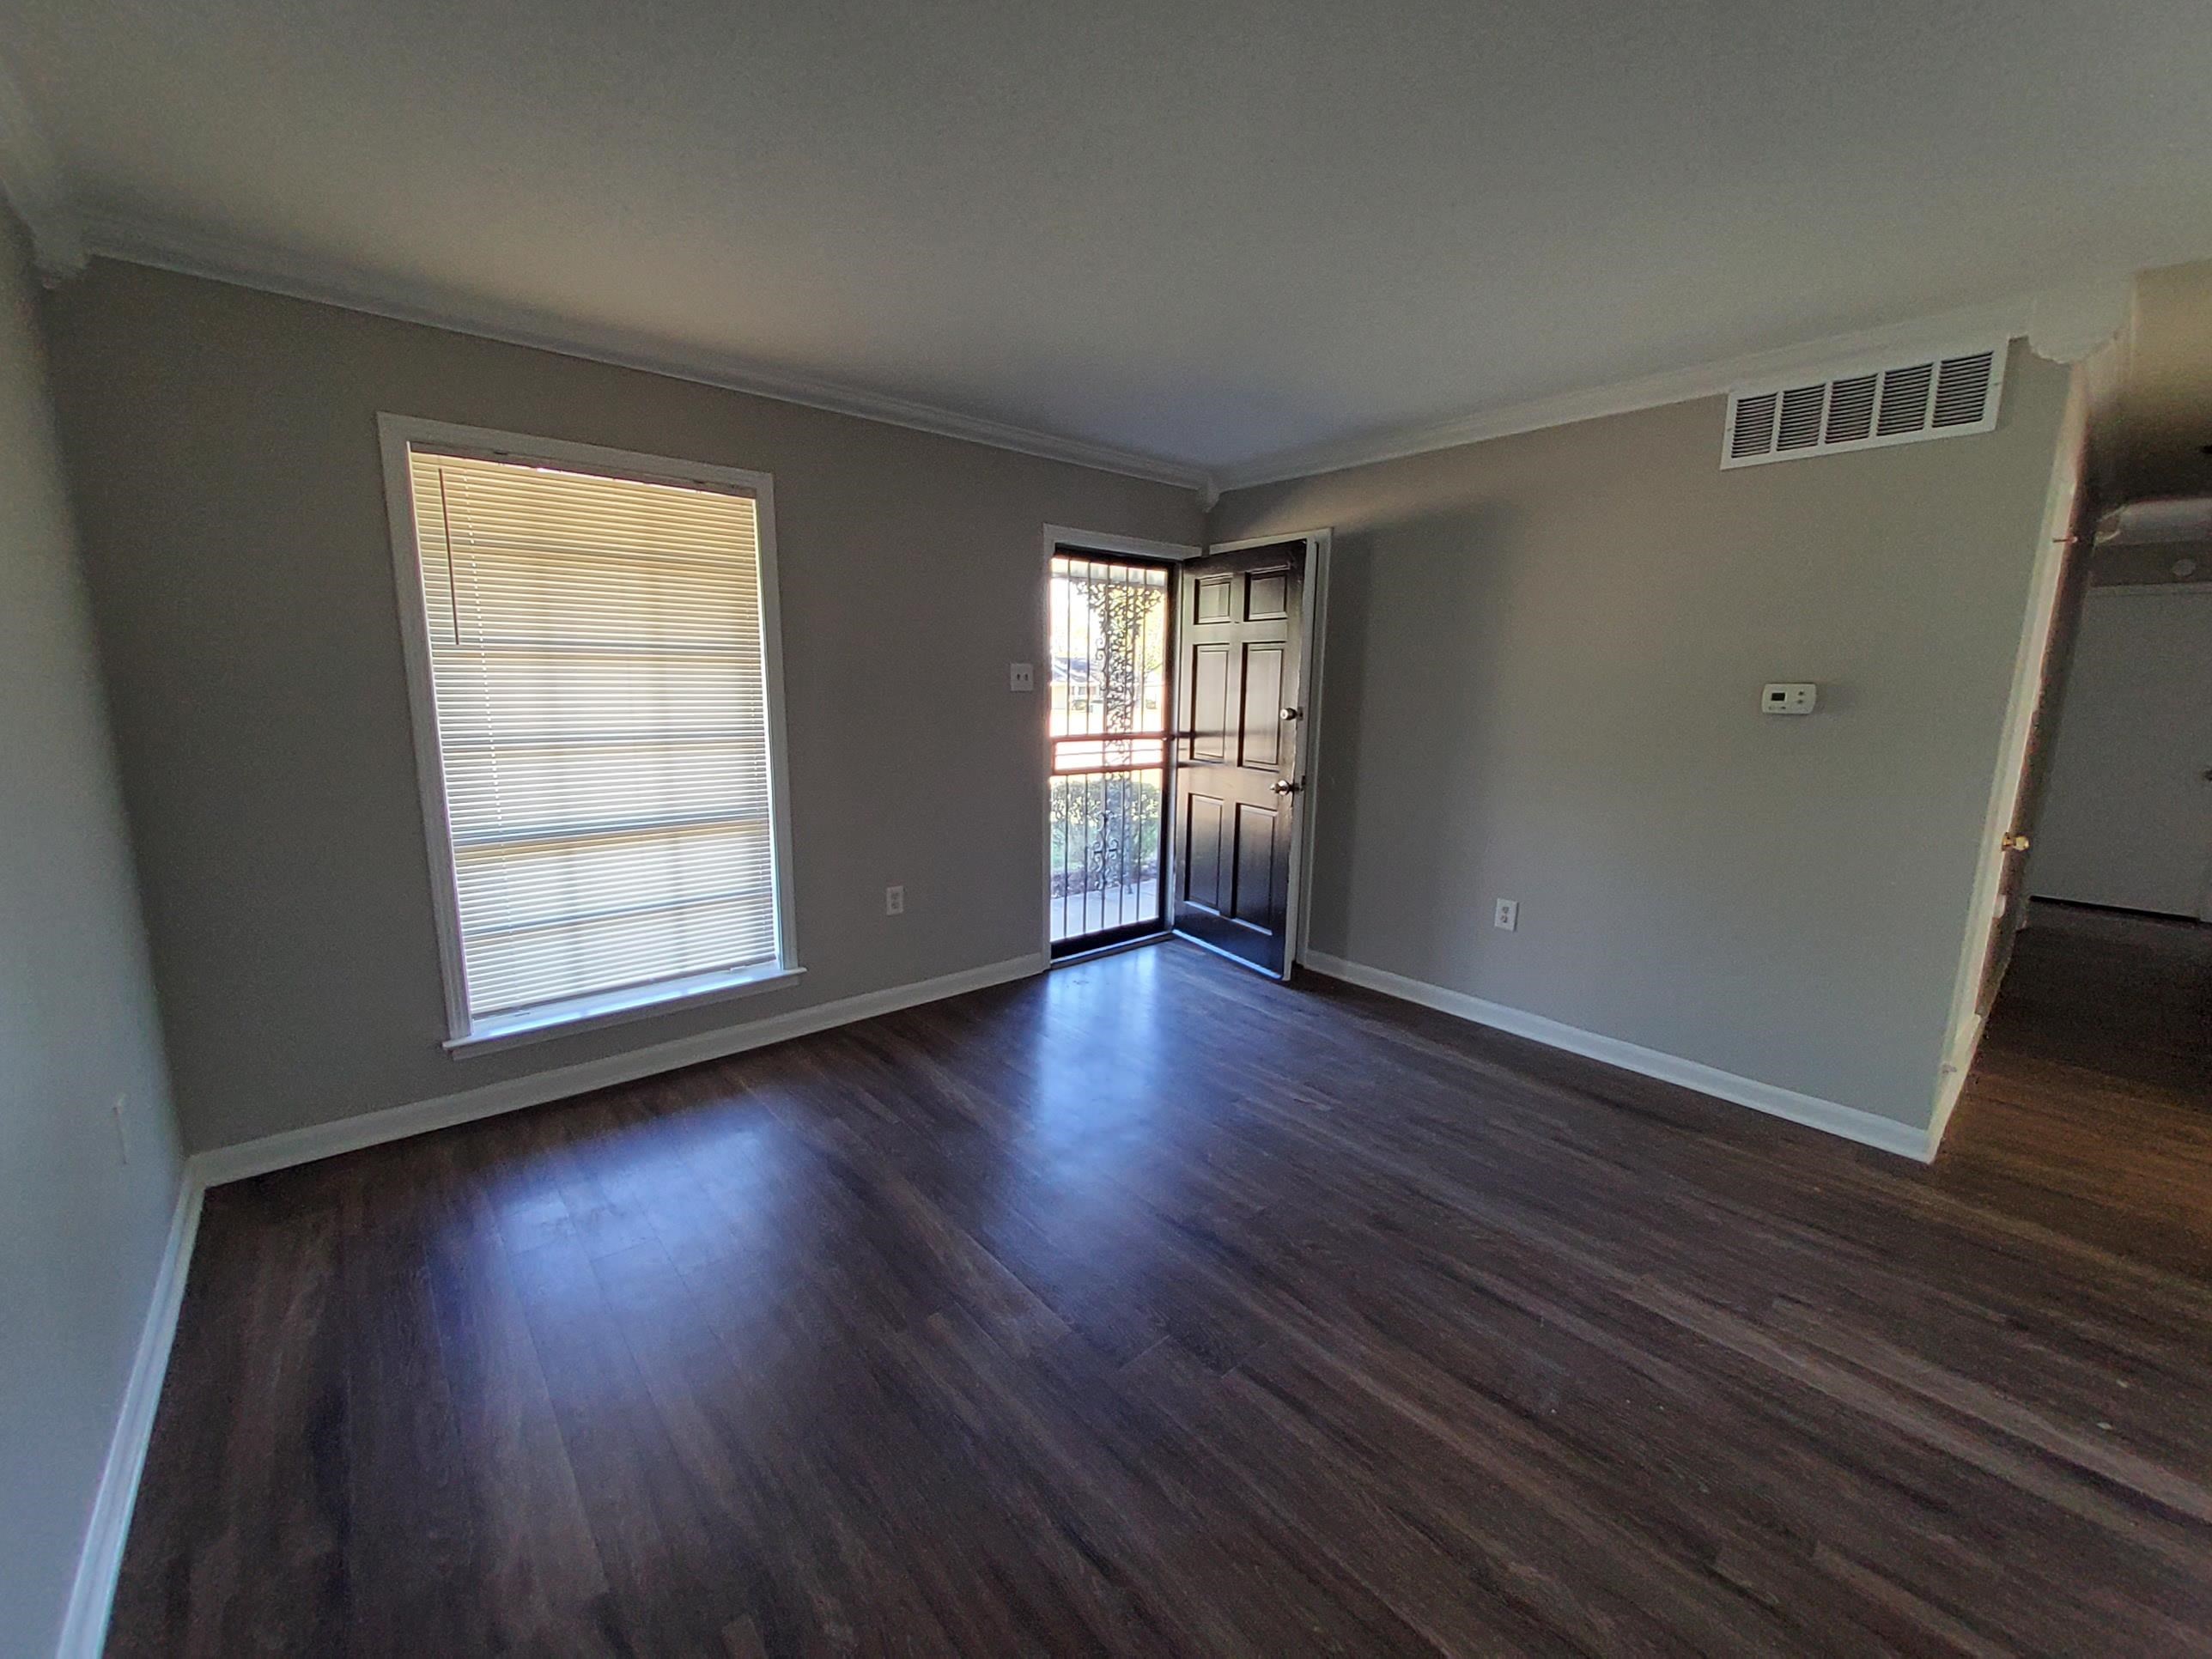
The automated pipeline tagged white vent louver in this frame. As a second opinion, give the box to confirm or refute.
[1723,343,2006,469]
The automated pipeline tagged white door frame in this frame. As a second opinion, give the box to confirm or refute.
[1035,525,1333,979]
[1929,364,2088,1152]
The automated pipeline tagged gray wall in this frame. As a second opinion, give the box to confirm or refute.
[2088,539,2212,588]
[1212,347,2069,1130]
[0,218,184,1657]
[2027,585,2212,915]
[43,262,1205,1153]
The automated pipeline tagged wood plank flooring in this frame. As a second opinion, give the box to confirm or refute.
[1935,901,2212,1279]
[109,910,2212,1656]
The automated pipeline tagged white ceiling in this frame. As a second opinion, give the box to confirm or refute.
[5,0,2212,486]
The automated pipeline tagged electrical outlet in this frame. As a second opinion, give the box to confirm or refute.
[1493,898,1518,932]
[1008,661,1035,692]
[112,1095,131,1164]
[885,884,905,916]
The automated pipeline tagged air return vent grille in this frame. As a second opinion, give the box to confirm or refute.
[1723,343,2007,469]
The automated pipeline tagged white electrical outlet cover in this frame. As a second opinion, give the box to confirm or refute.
[1009,662,1035,691]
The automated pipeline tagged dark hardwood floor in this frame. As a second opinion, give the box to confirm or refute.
[1936,901,2212,1279]
[110,910,2212,1656]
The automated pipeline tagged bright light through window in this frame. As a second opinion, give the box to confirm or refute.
[386,422,794,1042]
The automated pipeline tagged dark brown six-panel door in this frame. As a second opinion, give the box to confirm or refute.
[1171,541,1306,975]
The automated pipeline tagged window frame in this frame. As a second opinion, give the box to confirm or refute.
[378,414,802,1055]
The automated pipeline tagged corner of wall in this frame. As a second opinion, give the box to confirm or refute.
[2,198,195,1659]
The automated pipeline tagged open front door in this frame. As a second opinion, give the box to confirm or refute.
[1170,538,1310,977]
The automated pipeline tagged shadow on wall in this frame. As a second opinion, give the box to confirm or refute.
[1314,502,1527,978]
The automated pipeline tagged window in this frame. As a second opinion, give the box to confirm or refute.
[380,417,798,1050]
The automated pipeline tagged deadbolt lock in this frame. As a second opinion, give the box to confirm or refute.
[2000,832,2031,854]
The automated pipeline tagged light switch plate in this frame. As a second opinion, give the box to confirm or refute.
[1761,682,1818,715]
[1008,661,1035,692]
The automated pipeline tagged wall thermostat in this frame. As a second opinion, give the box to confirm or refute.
[1761,683,1818,715]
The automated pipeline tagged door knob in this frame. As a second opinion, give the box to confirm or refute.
[2000,832,2031,853]
[1271,778,1299,795]
[1279,707,1303,720]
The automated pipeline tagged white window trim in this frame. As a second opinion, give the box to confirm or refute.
[378,414,802,1054]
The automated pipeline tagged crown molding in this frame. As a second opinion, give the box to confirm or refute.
[2026,275,2132,366]
[1213,293,2044,494]
[74,209,1212,493]
[51,197,2124,502]
[0,50,82,278]
[0,43,2144,508]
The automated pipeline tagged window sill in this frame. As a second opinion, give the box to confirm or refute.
[445,962,805,1056]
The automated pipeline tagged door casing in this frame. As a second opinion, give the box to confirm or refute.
[1930,362,2087,1153]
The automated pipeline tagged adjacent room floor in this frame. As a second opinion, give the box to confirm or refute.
[110,911,2212,1656]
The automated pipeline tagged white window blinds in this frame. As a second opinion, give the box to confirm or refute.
[404,445,782,1025]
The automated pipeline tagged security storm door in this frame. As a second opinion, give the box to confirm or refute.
[1170,540,1308,977]
[1048,553,1173,954]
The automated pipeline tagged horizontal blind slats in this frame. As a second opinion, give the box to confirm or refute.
[409,446,779,1021]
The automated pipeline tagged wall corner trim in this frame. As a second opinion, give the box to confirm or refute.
[54,1170,204,1659]
[1303,951,1936,1163]
[2026,276,2132,365]
[192,951,1048,1188]
[0,51,84,280]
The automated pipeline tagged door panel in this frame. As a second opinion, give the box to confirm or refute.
[1240,645,1285,769]
[1184,793,1226,914]
[1194,574,1233,623]
[1245,571,1290,620]
[1189,645,1231,763]
[1171,540,1308,976]
[1232,802,1282,927]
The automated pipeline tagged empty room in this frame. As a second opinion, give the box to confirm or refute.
[5,2,2211,1655]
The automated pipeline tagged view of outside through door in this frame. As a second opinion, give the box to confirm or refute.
[1049,554,1170,951]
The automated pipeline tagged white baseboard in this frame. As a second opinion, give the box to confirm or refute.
[50,949,1043,1656]
[52,942,1922,1656]
[193,951,1047,1188]
[55,1169,204,1659]
[1304,951,1936,1163]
